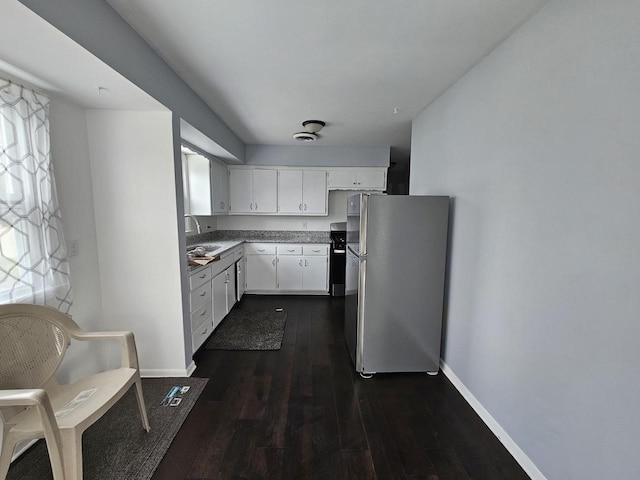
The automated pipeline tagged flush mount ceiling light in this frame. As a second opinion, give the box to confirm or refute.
[293,120,326,142]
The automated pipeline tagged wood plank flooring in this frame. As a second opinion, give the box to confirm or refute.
[152,295,529,480]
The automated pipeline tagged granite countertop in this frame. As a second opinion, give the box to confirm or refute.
[186,230,331,273]
[186,230,330,246]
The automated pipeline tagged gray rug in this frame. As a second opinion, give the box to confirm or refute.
[205,309,287,350]
[7,377,207,480]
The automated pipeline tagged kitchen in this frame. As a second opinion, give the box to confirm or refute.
[1,1,638,479]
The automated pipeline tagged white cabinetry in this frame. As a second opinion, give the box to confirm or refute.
[327,168,387,190]
[212,271,228,328]
[185,154,212,215]
[187,244,243,353]
[188,265,214,352]
[211,161,229,214]
[245,243,277,291]
[277,169,327,215]
[229,168,278,214]
[244,243,329,294]
[184,154,229,215]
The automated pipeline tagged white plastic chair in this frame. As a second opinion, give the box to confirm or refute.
[0,304,150,480]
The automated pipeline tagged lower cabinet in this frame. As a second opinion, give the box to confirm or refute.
[245,243,329,294]
[245,243,277,291]
[188,245,243,353]
[212,271,228,328]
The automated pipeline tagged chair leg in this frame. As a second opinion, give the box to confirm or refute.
[60,429,83,480]
[0,430,16,480]
[133,377,151,432]
[43,432,66,480]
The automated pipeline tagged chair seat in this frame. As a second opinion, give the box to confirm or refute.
[10,368,137,434]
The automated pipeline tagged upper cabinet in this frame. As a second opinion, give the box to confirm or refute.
[277,169,327,215]
[327,167,387,191]
[183,153,229,216]
[211,161,229,213]
[184,153,211,215]
[229,168,278,214]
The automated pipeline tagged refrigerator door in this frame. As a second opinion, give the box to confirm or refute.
[344,246,359,366]
[360,195,449,374]
[345,193,370,372]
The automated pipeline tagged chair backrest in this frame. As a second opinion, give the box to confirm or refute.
[0,305,70,390]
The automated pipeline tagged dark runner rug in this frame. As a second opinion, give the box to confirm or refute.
[7,377,207,480]
[205,309,287,350]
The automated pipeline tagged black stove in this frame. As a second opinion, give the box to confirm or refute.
[329,222,346,296]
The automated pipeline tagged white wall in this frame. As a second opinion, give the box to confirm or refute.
[410,1,640,479]
[246,145,390,167]
[85,110,189,376]
[217,190,352,231]
[19,0,245,163]
[49,95,107,382]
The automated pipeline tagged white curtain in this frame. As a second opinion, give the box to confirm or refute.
[0,79,72,312]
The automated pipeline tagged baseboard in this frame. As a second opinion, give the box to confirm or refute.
[141,361,196,378]
[440,360,547,480]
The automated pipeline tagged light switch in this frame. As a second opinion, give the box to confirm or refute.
[68,240,79,257]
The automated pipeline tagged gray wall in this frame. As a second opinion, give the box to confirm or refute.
[19,0,245,163]
[246,145,390,167]
[410,1,640,479]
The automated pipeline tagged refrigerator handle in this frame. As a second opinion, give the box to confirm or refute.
[347,245,367,259]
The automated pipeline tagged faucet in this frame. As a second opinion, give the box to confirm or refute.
[184,214,202,234]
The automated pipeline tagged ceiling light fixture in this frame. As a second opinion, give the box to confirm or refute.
[293,120,326,142]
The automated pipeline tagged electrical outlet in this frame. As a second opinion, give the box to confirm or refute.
[68,240,79,257]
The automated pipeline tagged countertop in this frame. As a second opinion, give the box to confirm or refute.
[186,230,331,273]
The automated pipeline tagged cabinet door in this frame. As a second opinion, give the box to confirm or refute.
[277,170,303,214]
[303,256,328,291]
[327,169,357,189]
[245,254,277,291]
[252,169,278,213]
[225,267,236,312]
[302,170,327,214]
[229,169,253,213]
[186,154,212,215]
[356,169,386,189]
[236,258,245,301]
[212,162,229,213]
[212,272,227,328]
[277,256,303,290]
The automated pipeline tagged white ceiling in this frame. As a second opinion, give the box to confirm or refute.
[0,0,163,111]
[106,0,548,150]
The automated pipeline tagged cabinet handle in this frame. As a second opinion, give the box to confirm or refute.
[305,259,308,267]
[199,274,207,278]
[249,203,253,210]
[312,249,320,252]
[287,249,295,252]
[255,202,258,210]
[304,203,307,211]
[353,181,357,185]
[200,310,207,316]
[299,259,303,266]
[258,249,265,252]
[202,328,208,335]
[299,203,302,211]
[272,258,276,266]
[199,292,207,297]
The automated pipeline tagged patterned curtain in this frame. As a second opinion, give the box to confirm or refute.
[0,79,72,313]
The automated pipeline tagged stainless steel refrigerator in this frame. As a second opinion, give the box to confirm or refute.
[345,193,449,376]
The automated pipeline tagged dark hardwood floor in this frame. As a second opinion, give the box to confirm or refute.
[152,295,528,480]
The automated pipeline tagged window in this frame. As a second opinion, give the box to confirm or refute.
[0,78,72,312]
